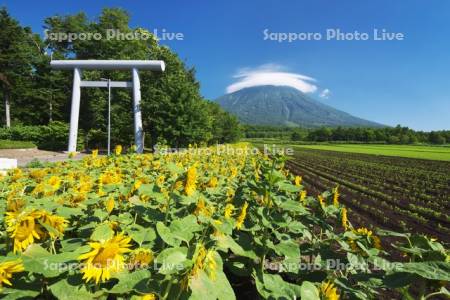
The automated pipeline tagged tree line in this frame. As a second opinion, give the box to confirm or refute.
[0,7,241,149]
[244,125,450,145]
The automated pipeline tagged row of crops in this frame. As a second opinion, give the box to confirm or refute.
[283,146,450,243]
[0,144,449,299]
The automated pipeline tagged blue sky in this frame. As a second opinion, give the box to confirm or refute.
[1,0,449,130]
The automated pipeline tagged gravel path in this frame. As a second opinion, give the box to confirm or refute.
[0,148,87,166]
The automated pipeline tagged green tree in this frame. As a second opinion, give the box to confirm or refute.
[429,131,446,144]
[0,7,42,127]
[206,101,241,143]
[43,8,239,148]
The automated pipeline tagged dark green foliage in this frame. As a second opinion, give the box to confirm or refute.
[306,125,450,144]
[0,140,36,149]
[243,125,302,139]
[0,7,48,126]
[245,124,449,145]
[0,7,240,149]
[0,121,84,150]
[206,101,242,144]
[429,131,446,144]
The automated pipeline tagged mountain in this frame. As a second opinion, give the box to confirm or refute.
[215,85,384,128]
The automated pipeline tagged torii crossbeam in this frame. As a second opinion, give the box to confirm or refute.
[50,60,166,153]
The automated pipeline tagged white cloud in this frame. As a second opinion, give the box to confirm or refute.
[226,64,318,94]
[319,88,331,99]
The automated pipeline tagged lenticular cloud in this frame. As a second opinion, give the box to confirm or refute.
[226,64,318,94]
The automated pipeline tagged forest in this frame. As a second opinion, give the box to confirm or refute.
[0,7,241,149]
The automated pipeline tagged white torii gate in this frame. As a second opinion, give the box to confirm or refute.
[50,60,166,153]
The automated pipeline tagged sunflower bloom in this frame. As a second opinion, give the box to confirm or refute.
[0,259,24,290]
[40,212,68,239]
[208,177,218,188]
[29,169,47,181]
[129,248,153,269]
[105,197,115,214]
[355,227,372,237]
[372,236,382,250]
[230,167,238,178]
[194,198,214,217]
[184,166,197,196]
[333,187,339,207]
[235,202,248,230]
[294,176,302,186]
[189,244,217,281]
[349,227,382,251]
[92,149,99,158]
[115,145,122,155]
[10,168,22,181]
[318,195,325,207]
[5,210,45,253]
[132,180,143,193]
[190,244,207,278]
[320,281,340,300]
[354,227,382,250]
[224,204,235,219]
[174,180,183,191]
[205,250,217,281]
[155,175,165,187]
[99,170,122,185]
[141,294,157,300]
[341,208,349,231]
[78,233,132,284]
[299,190,307,202]
[254,168,260,182]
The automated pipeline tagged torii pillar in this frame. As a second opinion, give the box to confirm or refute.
[51,60,166,153]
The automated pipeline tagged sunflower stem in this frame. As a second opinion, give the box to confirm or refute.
[164,197,171,225]
[162,277,173,300]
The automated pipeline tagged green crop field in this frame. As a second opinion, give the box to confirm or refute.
[251,139,450,242]
[246,139,450,161]
[289,144,450,161]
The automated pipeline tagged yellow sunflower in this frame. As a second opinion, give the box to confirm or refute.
[349,227,382,251]
[184,166,197,196]
[341,208,349,231]
[129,248,153,269]
[40,212,68,239]
[155,175,165,187]
[208,177,218,188]
[318,195,325,207]
[299,190,307,202]
[189,244,217,281]
[6,210,67,252]
[320,281,340,300]
[333,187,340,207]
[78,233,132,284]
[132,179,143,193]
[5,210,45,253]
[235,202,248,230]
[115,145,122,155]
[0,259,24,290]
[105,197,115,214]
[224,203,235,219]
[194,198,214,217]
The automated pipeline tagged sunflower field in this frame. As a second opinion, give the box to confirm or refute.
[0,144,448,299]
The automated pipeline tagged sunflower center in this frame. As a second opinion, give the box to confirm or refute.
[15,219,37,240]
[92,244,120,267]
